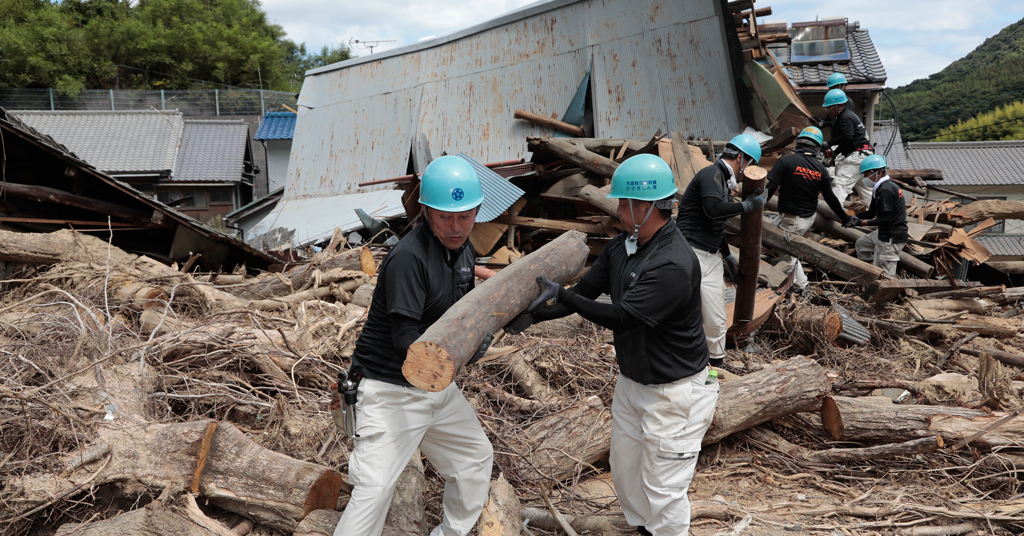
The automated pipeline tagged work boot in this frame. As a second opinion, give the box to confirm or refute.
[638,527,653,536]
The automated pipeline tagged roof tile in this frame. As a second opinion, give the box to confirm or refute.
[171,120,250,183]
[904,140,1024,186]
[774,30,887,86]
[11,110,183,174]
[254,112,296,140]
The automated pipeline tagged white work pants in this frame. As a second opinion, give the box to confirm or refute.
[830,151,867,203]
[334,378,494,536]
[855,231,906,277]
[610,370,720,535]
[777,214,816,290]
[693,248,725,362]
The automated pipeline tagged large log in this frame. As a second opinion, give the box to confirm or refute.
[769,304,843,353]
[577,184,618,217]
[233,247,375,299]
[527,138,619,179]
[8,420,342,532]
[888,169,944,181]
[829,396,1024,450]
[478,474,522,536]
[403,231,588,392]
[0,228,138,265]
[950,199,1024,226]
[747,426,943,465]
[54,501,230,536]
[513,395,612,482]
[703,356,831,445]
[735,166,767,323]
[514,110,585,137]
[727,217,884,286]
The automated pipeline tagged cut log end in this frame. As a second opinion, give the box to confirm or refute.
[403,341,455,392]
[821,396,844,441]
[359,247,376,277]
[302,470,345,517]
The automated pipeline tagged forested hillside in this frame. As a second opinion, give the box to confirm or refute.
[0,0,352,94]
[878,17,1024,142]
[935,100,1024,141]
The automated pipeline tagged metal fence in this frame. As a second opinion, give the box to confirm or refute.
[0,88,297,116]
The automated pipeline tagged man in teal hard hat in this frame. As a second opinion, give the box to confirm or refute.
[332,155,494,536]
[823,88,873,205]
[677,134,767,366]
[508,154,717,536]
[844,155,908,276]
[764,126,852,291]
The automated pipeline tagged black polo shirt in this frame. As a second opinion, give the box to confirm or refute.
[857,179,909,243]
[767,151,846,220]
[676,160,732,253]
[827,106,869,156]
[575,221,709,384]
[351,222,476,386]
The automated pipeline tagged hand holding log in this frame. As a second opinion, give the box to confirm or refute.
[403,231,589,391]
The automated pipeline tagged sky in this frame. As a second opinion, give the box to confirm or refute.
[261,0,1024,89]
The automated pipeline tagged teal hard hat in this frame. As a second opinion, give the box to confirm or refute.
[727,134,762,163]
[827,72,848,88]
[418,156,484,212]
[824,88,849,108]
[797,126,824,147]
[860,154,887,174]
[606,154,678,201]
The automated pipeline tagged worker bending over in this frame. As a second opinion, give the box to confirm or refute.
[676,134,767,366]
[764,126,851,291]
[845,155,908,276]
[824,88,873,204]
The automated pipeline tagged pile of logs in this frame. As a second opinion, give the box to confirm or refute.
[2,225,1024,535]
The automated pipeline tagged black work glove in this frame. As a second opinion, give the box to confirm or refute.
[529,276,561,311]
[810,115,824,127]
[723,254,741,283]
[740,187,767,213]
[843,216,861,228]
[504,312,534,335]
[467,332,495,365]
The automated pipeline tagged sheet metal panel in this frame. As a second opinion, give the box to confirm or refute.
[249,190,406,248]
[455,152,526,223]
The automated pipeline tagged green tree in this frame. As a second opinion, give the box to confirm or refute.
[935,100,1024,141]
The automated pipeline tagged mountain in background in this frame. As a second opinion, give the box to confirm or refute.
[878,17,1024,142]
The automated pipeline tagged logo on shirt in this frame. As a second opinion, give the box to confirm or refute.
[451,188,465,201]
[625,180,658,192]
[794,166,822,181]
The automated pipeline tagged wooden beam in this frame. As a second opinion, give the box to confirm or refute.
[0,182,157,226]
[577,184,618,217]
[403,231,589,392]
[735,167,767,323]
[862,279,957,304]
[0,217,143,228]
[888,169,944,181]
[727,216,885,286]
[492,215,609,235]
[514,110,586,137]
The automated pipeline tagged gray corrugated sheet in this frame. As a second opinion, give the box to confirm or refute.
[257,0,742,249]
[775,29,886,86]
[171,120,249,183]
[904,141,1024,186]
[977,235,1024,257]
[455,153,525,223]
[873,120,909,169]
[248,190,405,249]
[11,110,183,174]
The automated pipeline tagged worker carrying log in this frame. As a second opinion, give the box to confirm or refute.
[764,126,852,291]
[329,156,494,536]
[508,154,719,536]
[676,134,767,366]
[845,155,909,276]
[823,87,874,205]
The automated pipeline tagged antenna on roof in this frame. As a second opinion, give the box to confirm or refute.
[349,38,396,54]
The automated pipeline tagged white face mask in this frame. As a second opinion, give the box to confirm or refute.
[624,199,655,256]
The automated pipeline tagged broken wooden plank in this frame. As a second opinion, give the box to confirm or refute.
[513,110,585,137]
[491,215,608,235]
[862,279,957,304]
[949,200,1024,226]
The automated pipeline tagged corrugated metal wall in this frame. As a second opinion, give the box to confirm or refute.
[258,0,743,247]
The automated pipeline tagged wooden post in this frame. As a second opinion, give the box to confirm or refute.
[577,184,618,217]
[735,166,767,323]
[403,231,589,392]
[514,110,586,137]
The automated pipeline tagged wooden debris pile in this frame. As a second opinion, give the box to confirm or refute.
[1,225,1024,535]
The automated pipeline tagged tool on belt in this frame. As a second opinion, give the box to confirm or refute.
[331,369,361,438]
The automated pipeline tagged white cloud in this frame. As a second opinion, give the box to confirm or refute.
[263,0,1024,88]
